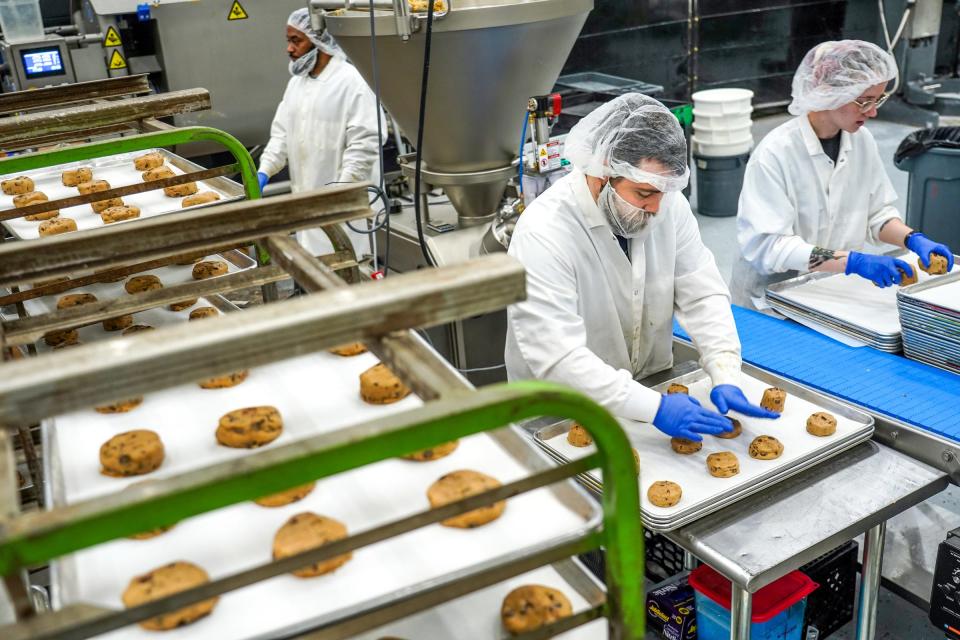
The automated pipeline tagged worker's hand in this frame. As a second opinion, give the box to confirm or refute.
[845,252,913,287]
[710,384,780,419]
[905,232,954,272]
[257,171,269,194]
[652,393,733,442]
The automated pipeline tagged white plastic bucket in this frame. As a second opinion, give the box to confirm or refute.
[692,135,754,158]
[692,122,752,144]
[691,88,754,115]
[692,107,753,130]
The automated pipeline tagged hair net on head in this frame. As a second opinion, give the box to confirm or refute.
[288,8,343,57]
[788,40,896,115]
[563,93,689,192]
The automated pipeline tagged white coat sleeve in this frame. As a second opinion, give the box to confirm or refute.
[258,97,289,179]
[507,229,663,422]
[672,205,742,387]
[337,85,384,183]
[864,133,902,244]
[737,154,815,274]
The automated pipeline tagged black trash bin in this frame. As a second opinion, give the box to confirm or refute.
[694,152,749,217]
[894,127,960,250]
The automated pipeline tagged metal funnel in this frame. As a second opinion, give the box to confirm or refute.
[324,0,591,224]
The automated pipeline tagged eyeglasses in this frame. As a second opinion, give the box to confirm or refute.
[852,93,890,113]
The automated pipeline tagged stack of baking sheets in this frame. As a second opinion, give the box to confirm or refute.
[898,271,960,374]
[764,258,958,352]
[0,148,244,240]
[533,364,874,531]
[1,249,254,351]
[43,340,605,638]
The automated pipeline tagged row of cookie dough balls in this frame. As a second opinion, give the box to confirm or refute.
[2,151,220,236]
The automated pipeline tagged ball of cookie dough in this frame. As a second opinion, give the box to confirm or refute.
[189,306,219,321]
[44,328,79,347]
[14,191,59,221]
[2,176,34,195]
[706,451,740,478]
[216,406,283,448]
[133,151,164,172]
[760,387,787,413]
[191,260,228,280]
[566,422,593,447]
[125,274,162,294]
[77,179,109,195]
[360,363,412,405]
[666,383,689,395]
[165,182,199,198]
[39,217,77,236]
[102,314,134,332]
[57,293,97,309]
[272,512,352,577]
[806,411,837,437]
[121,561,218,630]
[254,481,317,507]
[94,397,144,414]
[100,204,140,224]
[198,369,249,389]
[670,437,702,454]
[169,298,198,312]
[897,265,918,286]
[501,585,572,635]
[328,342,367,357]
[100,429,164,477]
[748,435,784,460]
[182,191,220,208]
[62,166,93,187]
[427,469,506,528]
[91,197,124,214]
[647,480,682,507]
[402,440,459,461]
[716,417,742,439]
[918,254,949,276]
[142,165,175,182]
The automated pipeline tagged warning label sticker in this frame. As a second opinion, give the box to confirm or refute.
[228,0,248,20]
[103,26,122,47]
[108,50,127,70]
[537,140,562,172]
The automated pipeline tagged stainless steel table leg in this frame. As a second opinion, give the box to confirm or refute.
[683,550,697,571]
[856,521,887,640]
[730,584,752,640]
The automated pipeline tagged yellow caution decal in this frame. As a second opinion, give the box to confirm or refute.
[103,26,122,47]
[108,50,127,70]
[228,0,248,20]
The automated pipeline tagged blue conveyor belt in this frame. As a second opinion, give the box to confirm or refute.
[674,306,960,442]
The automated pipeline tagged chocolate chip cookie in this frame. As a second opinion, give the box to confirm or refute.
[121,561,218,630]
[2,176,34,195]
[360,363,411,404]
[706,451,740,478]
[402,440,459,461]
[100,429,164,477]
[566,422,593,447]
[647,480,683,507]
[427,469,505,528]
[254,481,317,507]
[198,369,249,389]
[328,342,367,357]
[191,260,228,280]
[760,387,787,413]
[748,435,784,460]
[666,383,689,395]
[806,411,837,437]
[716,417,742,439]
[670,437,702,454]
[62,166,93,187]
[216,406,283,448]
[272,512,353,577]
[124,274,162,294]
[501,585,572,635]
[39,217,77,236]
[133,152,164,172]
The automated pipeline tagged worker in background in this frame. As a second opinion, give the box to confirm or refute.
[732,40,955,309]
[505,94,779,442]
[257,8,384,257]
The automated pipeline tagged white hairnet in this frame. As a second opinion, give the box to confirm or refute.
[788,40,896,115]
[288,8,343,57]
[563,93,689,193]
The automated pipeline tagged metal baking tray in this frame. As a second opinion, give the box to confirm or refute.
[0,148,244,240]
[897,271,960,372]
[43,342,603,639]
[533,364,874,531]
[766,294,901,351]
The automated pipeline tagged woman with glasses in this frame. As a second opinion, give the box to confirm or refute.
[731,40,954,309]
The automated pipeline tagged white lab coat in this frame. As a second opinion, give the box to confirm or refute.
[730,115,900,308]
[505,169,743,424]
[258,56,384,257]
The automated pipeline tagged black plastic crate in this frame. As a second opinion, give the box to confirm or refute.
[578,530,688,585]
[800,540,859,639]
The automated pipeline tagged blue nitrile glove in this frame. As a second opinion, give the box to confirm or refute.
[845,252,914,288]
[905,232,954,272]
[710,384,781,419]
[257,171,269,194]
[652,393,733,442]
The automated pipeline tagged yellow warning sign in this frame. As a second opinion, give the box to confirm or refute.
[108,50,127,70]
[227,0,248,20]
[103,26,122,47]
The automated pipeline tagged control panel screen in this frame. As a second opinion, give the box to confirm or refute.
[20,47,65,79]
